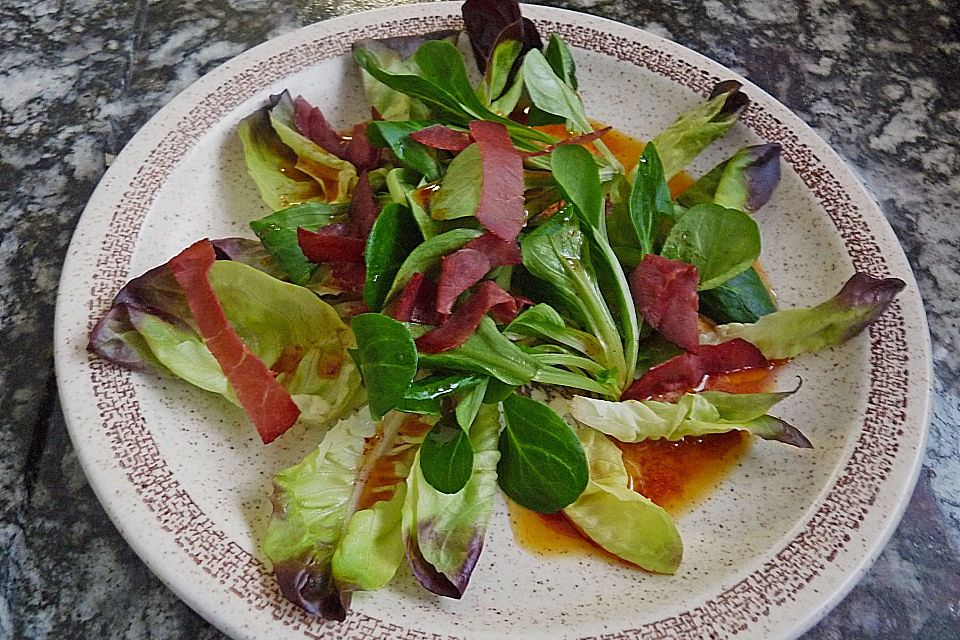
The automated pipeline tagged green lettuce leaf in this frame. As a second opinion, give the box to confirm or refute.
[118,260,361,427]
[650,81,749,179]
[264,410,377,619]
[331,483,407,592]
[267,411,414,618]
[568,390,811,447]
[269,93,357,204]
[704,272,907,359]
[249,202,349,286]
[237,104,329,211]
[562,427,683,574]
[352,33,458,121]
[403,404,501,598]
[431,143,482,220]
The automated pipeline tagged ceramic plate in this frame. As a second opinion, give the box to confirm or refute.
[54,3,932,639]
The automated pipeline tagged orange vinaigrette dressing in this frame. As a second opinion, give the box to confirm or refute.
[357,415,432,511]
[510,123,782,561]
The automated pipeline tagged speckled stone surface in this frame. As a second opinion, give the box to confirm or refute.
[1,0,957,638]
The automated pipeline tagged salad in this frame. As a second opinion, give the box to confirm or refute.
[88,0,905,622]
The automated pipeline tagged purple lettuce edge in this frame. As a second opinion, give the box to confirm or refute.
[740,143,781,213]
[273,560,351,621]
[836,272,907,340]
[405,522,486,599]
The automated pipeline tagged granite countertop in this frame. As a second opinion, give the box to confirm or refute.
[1,0,958,637]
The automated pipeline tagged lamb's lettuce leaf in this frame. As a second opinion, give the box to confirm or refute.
[364,203,422,312]
[431,144,483,220]
[699,267,777,324]
[417,317,540,386]
[420,417,475,494]
[544,33,578,89]
[550,146,639,387]
[704,272,906,359]
[660,204,761,291]
[479,38,525,115]
[562,427,683,574]
[522,49,621,171]
[353,40,553,148]
[404,404,501,597]
[385,228,484,304]
[455,377,489,430]
[497,394,589,513]
[351,313,418,420]
[250,202,349,286]
[352,31,459,121]
[505,303,604,360]
[569,390,811,447]
[520,208,628,388]
[367,121,441,181]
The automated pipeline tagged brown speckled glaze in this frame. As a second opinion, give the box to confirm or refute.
[54,3,931,640]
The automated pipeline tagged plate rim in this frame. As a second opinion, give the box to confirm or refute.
[53,3,933,639]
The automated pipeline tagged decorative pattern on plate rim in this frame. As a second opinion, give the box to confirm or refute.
[82,13,909,640]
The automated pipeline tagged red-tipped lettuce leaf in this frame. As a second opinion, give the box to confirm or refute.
[405,527,482,599]
[89,239,290,371]
[462,0,543,73]
[436,249,492,315]
[167,240,301,443]
[678,143,782,213]
[410,125,473,151]
[470,120,526,240]
[631,254,701,353]
[706,272,907,359]
[624,338,769,401]
[404,404,500,598]
[88,261,194,371]
[463,232,522,266]
[416,281,515,353]
[274,564,348,620]
[237,101,330,210]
